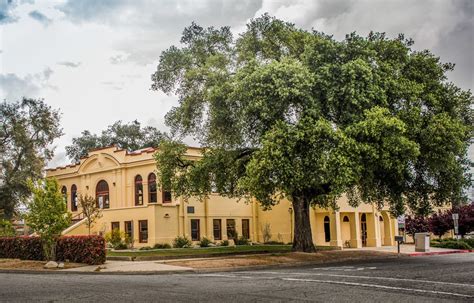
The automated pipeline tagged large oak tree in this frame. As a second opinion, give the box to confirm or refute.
[151,15,473,252]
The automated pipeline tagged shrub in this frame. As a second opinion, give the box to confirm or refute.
[264,241,284,245]
[0,235,106,265]
[235,236,250,246]
[0,220,16,237]
[432,240,472,250]
[153,243,171,249]
[261,223,272,243]
[199,237,212,247]
[105,229,129,250]
[139,246,153,250]
[220,240,229,246]
[463,238,474,247]
[173,236,192,248]
[405,215,429,239]
[56,235,106,265]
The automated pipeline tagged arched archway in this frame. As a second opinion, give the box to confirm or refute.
[341,215,351,247]
[380,211,393,246]
[96,180,110,209]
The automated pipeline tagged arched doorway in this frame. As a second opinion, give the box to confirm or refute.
[360,213,367,247]
[324,216,331,242]
[379,215,385,245]
[341,215,351,247]
[96,180,110,209]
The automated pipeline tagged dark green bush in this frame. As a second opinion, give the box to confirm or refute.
[264,241,285,245]
[173,236,192,248]
[139,246,153,250]
[432,240,472,250]
[153,243,171,249]
[220,240,229,246]
[235,236,250,245]
[199,237,212,247]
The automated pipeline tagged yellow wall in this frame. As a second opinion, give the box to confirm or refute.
[49,146,399,248]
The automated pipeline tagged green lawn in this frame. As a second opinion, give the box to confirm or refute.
[107,245,337,258]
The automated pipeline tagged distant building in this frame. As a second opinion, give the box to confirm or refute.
[46,146,398,248]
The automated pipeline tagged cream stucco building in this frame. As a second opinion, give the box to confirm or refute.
[46,146,398,248]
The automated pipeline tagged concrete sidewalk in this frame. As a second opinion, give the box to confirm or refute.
[64,260,192,273]
[344,244,471,256]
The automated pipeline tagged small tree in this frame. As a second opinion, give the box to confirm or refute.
[261,223,272,243]
[78,194,102,235]
[0,219,16,237]
[24,178,71,260]
[428,211,452,239]
[405,215,429,239]
[450,204,474,237]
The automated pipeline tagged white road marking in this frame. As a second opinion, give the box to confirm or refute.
[282,278,474,298]
[237,271,474,288]
[313,266,377,271]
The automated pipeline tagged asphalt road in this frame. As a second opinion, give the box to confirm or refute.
[0,253,473,302]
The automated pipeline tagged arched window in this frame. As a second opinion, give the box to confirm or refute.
[61,186,67,204]
[343,216,349,222]
[71,184,78,211]
[379,215,384,222]
[324,216,331,242]
[96,180,110,209]
[135,175,143,206]
[148,173,157,203]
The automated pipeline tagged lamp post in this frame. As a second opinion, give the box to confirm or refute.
[452,213,459,240]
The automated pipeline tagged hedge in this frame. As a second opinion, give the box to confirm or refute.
[0,235,106,265]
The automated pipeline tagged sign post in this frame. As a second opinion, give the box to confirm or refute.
[452,213,459,240]
[395,236,404,257]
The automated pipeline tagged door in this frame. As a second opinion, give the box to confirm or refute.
[361,214,367,247]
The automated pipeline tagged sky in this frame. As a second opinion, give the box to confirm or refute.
[0,0,473,171]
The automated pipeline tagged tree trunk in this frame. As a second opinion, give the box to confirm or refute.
[292,195,316,252]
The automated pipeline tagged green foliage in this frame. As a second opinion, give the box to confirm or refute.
[235,236,250,246]
[220,240,229,247]
[0,219,15,237]
[139,246,153,251]
[173,236,192,248]
[261,223,272,243]
[105,229,129,250]
[66,120,166,162]
[199,237,212,247]
[24,178,71,260]
[78,194,102,235]
[431,240,472,250]
[0,98,63,219]
[264,241,285,245]
[151,15,473,251]
[153,243,172,249]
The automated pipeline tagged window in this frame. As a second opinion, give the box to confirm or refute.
[187,206,195,214]
[343,216,349,222]
[96,180,110,209]
[162,187,172,203]
[324,216,331,242]
[71,184,78,212]
[138,220,148,243]
[226,219,236,240]
[111,222,120,231]
[191,219,200,241]
[61,186,67,204]
[124,221,133,241]
[379,216,384,222]
[213,219,222,240]
[148,173,157,203]
[135,175,143,206]
[242,219,250,239]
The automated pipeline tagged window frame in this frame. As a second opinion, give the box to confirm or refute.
[162,187,172,203]
[135,175,144,206]
[213,219,222,240]
[138,220,148,243]
[71,184,78,212]
[226,219,236,240]
[96,180,110,209]
[190,219,200,241]
[111,222,120,231]
[148,173,157,203]
[124,221,133,241]
[242,219,250,239]
[61,186,67,205]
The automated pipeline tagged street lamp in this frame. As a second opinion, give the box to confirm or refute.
[452,213,459,240]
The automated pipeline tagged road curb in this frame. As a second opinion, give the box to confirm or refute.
[407,250,473,257]
[0,268,196,275]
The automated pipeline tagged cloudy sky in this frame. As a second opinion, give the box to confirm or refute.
[1,0,473,168]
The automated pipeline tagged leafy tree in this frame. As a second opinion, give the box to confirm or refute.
[428,211,452,239]
[405,215,429,239]
[78,194,102,235]
[151,15,473,252]
[65,120,166,163]
[0,219,16,237]
[24,178,71,261]
[0,98,63,219]
[449,203,474,237]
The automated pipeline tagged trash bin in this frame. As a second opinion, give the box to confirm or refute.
[415,232,430,252]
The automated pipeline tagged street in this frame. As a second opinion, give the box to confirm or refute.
[0,253,473,302]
